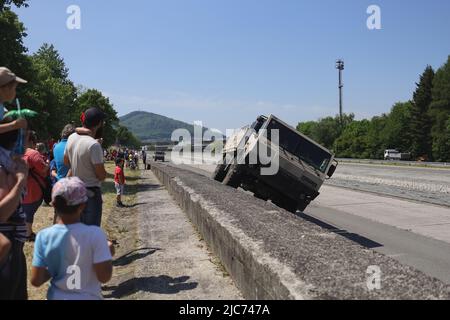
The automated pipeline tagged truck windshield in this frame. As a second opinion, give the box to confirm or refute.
[267,119,332,173]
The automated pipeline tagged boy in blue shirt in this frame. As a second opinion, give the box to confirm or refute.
[31,177,113,300]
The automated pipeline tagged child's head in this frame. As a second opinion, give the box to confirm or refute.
[52,177,88,216]
[0,67,27,103]
[36,142,46,155]
[115,157,124,167]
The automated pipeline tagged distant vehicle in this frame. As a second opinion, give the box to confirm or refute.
[154,146,166,162]
[384,149,411,161]
[212,115,338,213]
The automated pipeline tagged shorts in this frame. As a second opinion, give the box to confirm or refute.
[81,187,103,227]
[0,239,27,300]
[115,183,125,196]
[23,199,44,224]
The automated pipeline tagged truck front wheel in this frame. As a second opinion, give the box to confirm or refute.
[212,164,228,182]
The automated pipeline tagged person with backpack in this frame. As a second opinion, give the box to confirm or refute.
[23,130,49,242]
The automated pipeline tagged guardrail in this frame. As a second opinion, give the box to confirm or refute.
[337,158,450,168]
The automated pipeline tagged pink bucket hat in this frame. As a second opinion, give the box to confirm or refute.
[52,177,88,206]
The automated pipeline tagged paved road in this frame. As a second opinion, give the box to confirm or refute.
[173,160,450,285]
[107,169,242,300]
[328,163,450,207]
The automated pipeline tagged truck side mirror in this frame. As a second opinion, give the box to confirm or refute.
[327,164,337,178]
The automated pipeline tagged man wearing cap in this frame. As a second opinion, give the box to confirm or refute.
[64,107,107,227]
[0,67,28,132]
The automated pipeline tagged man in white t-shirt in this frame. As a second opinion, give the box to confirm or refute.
[64,107,107,227]
[31,177,113,300]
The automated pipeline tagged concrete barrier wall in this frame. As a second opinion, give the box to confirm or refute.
[337,158,450,168]
[151,162,449,300]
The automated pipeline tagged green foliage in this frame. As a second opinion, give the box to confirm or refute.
[382,102,413,152]
[334,120,371,158]
[297,113,354,151]
[410,66,434,159]
[74,89,119,148]
[0,9,31,81]
[25,44,77,139]
[0,0,28,12]
[429,56,450,161]
[116,126,142,148]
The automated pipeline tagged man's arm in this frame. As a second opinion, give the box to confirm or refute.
[91,143,107,181]
[94,164,107,182]
[0,118,27,134]
[0,161,27,223]
[93,261,113,283]
[30,266,51,287]
[64,153,71,168]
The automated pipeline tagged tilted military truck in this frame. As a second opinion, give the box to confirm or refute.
[212,115,338,213]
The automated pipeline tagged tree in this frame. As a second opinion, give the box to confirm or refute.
[25,44,77,140]
[116,126,141,149]
[410,66,434,160]
[0,0,28,11]
[0,8,32,86]
[333,120,371,158]
[75,89,119,148]
[297,113,354,151]
[381,102,413,152]
[366,114,388,159]
[429,56,450,161]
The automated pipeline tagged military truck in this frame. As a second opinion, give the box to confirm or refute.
[212,115,338,213]
[153,146,166,162]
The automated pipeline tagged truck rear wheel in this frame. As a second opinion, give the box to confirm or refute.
[222,165,243,188]
[212,164,228,183]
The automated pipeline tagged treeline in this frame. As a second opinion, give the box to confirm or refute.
[0,0,141,148]
[297,57,450,162]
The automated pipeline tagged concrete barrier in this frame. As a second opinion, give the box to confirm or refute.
[151,162,449,300]
[337,158,450,168]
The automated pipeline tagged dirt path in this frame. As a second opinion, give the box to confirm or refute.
[103,168,242,300]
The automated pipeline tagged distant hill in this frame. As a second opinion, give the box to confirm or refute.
[119,111,209,143]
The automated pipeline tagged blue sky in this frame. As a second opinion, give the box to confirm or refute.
[14,0,450,132]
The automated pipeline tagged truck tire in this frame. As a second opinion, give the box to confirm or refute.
[222,165,243,188]
[272,195,298,213]
[297,200,309,212]
[212,164,228,183]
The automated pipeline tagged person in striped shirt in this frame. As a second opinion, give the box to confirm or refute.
[0,117,29,300]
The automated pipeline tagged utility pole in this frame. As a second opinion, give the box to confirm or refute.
[335,59,344,125]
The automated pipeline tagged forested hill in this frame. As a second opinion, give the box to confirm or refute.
[119,111,205,143]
